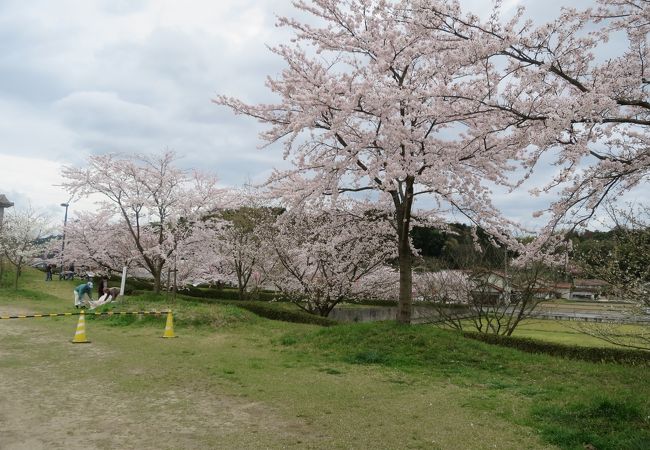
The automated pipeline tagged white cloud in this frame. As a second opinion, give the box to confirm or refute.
[54,91,162,135]
[0,154,70,222]
[0,0,641,233]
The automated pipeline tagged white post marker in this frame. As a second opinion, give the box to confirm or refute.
[120,266,127,296]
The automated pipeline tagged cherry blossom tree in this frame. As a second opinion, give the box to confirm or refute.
[61,151,222,293]
[572,203,650,350]
[263,205,396,317]
[53,208,211,290]
[208,203,279,300]
[416,262,552,336]
[59,210,139,275]
[413,0,649,229]
[216,0,525,323]
[353,265,401,303]
[0,207,51,289]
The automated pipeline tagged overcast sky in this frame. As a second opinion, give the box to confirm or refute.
[0,0,641,231]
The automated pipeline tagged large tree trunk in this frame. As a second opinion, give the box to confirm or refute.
[397,245,413,323]
[236,264,247,300]
[14,264,20,290]
[145,256,165,294]
[393,177,415,324]
[153,269,162,294]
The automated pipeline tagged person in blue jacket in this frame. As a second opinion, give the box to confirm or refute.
[73,281,93,308]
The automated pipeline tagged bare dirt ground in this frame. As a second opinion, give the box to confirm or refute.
[0,307,310,450]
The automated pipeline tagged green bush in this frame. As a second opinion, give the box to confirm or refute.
[235,301,336,326]
[135,290,336,327]
[343,299,469,310]
[177,285,281,302]
[122,278,154,294]
[464,332,650,365]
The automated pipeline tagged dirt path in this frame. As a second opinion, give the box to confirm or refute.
[0,317,311,450]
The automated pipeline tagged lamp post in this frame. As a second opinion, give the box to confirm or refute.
[0,194,14,283]
[60,202,69,279]
[0,194,14,228]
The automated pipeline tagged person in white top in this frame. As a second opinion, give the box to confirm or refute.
[88,287,120,310]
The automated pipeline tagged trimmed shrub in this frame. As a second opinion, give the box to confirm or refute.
[235,302,336,326]
[177,285,281,302]
[347,298,399,307]
[131,290,336,326]
[464,332,650,365]
[121,278,154,294]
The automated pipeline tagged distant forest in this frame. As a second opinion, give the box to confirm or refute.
[410,224,509,271]
[411,223,649,282]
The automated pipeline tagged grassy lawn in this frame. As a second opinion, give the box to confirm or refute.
[1,268,649,449]
[512,319,649,348]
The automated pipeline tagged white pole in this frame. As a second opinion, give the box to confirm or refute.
[120,266,127,296]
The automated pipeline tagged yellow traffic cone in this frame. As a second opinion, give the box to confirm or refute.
[71,310,91,344]
[162,310,177,338]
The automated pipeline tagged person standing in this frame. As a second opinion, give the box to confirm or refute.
[73,281,93,308]
[45,264,53,281]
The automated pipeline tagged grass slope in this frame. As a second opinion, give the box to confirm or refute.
[295,322,649,449]
[1,267,648,449]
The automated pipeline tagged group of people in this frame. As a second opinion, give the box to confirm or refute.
[73,277,119,310]
[44,263,76,281]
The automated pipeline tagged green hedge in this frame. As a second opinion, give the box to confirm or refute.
[122,278,154,294]
[344,299,469,309]
[230,302,336,326]
[464,332,650,365]
[123,282,278,301]
[128,282,405,306]
[192,297,336,326]
[177,285,281,302]
[130,290,336,326]
[346,298,398,307]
